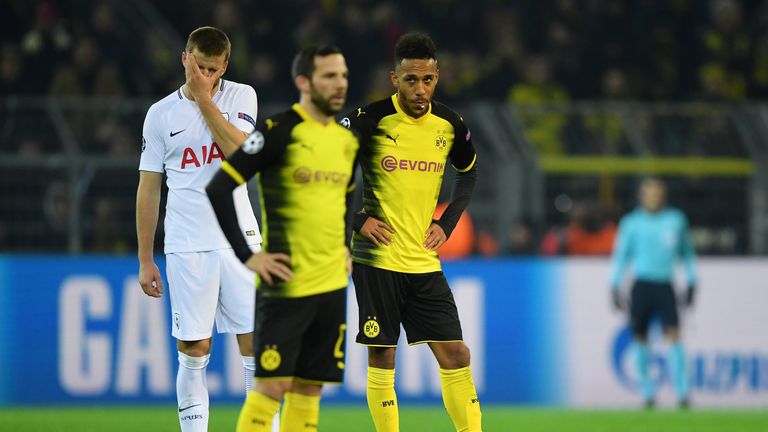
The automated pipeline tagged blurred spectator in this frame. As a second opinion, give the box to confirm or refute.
[582,68,629,155]
[20,1,71,90]
[86,197,131,253]
[506,218,538,255]
[138,28,180,96]
[480,6,525,98]
[248,52,292,104]
[475,230,501,257]
[213,0,251,80]
[541,200,617,255]
[41,180,72,251]
[696,62,745,100]
[751,33,768,97]
[49,37,127,96]
[509,55,569,155]
[700,0,751,77]
[92,117,138,157]
[1,43,31,94]
[362,63,395,103]
[91,2,130,66]
[16,137,44,160]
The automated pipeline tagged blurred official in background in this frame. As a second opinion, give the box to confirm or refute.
[610,177,697,409]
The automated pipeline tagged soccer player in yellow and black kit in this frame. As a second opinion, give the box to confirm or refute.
[342,32,481,432]
[206,46,358,432]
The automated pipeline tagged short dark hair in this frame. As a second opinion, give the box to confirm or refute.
[291,45,342,79]
[186,26,231,61]
[394,32,437,66]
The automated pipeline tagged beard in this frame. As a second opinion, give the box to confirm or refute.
[310,85,341,116]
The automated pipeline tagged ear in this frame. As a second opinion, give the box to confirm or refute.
[390,70,398,89]
[220,60,228,76]
[181,50,187,66]
[295,75,310,94]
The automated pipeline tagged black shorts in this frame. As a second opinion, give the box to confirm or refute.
[630,280,679,336]
[352,263,463,346]
[253,288,346,383]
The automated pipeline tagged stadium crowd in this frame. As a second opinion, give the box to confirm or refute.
[3,0,768,102]
[0,0,760,255]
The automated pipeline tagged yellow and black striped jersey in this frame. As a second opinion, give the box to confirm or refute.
[342,95,476,273]
[208,103,359,297]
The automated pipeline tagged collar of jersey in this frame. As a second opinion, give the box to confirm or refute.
[292,103,334,127]
[391,94,431,123]
[639,206,668,216]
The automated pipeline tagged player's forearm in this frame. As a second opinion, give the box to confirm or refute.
[609,261,625,290]
[435,166,477,238]
[682,234,698,284]
[136,189,161,264]
[197,96,247,156]
[206,169,254,262]
[609,245,629,289]
[683,254,697,285]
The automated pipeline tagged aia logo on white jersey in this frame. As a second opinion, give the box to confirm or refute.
[181,143,224,169]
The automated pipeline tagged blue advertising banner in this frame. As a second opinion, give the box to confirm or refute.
[0,256,564,406]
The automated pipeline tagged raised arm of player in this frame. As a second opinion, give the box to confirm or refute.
[206,124,292,285]
[136,171,164,297]
[424,117,478,251]
[184,54,256,156]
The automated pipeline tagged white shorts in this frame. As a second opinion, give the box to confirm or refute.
[166,247,260,341]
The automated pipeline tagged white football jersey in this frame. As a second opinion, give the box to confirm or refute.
[139,79,262,254]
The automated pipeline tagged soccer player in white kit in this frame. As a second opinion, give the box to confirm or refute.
[136,27,281,432]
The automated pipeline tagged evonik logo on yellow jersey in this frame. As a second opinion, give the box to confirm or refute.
[293,167,350,185]
[380,155,445,173]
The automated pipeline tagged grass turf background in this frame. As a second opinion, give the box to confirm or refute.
[1,405,767,431]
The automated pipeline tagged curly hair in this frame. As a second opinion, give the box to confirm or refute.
[394,31,437,65]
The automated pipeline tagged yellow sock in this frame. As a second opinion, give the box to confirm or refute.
[280,392,320,431]
[236,390,280,432]
[367,367,399,432]
[440,367,482,432]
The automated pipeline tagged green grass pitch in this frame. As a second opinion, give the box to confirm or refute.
[1,405,766,431]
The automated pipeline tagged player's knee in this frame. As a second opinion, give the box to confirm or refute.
[236,332,255,356]
[290,380,323,396]
[255,380,291,401]
[178,339,212,357]
[434,342,471,369]
[449,343,471,368]
[368,346,396,369]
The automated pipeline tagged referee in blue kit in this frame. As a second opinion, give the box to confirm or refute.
[610,177,697,409]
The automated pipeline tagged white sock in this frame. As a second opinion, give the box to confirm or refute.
[241,356,280,431]
[177,352,210,432]
[242,356,256,394]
